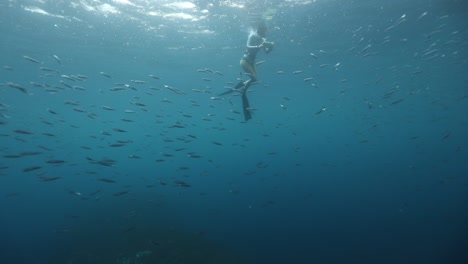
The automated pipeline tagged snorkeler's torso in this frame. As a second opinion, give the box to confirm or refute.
[243,33,263,64]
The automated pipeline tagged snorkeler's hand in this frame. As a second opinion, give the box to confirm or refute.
[263,41,274,53]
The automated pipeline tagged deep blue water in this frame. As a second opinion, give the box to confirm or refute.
[1,0,468,263]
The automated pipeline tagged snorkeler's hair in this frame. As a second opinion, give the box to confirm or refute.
[255,20,268,33]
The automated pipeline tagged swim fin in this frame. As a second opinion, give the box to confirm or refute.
[218,80,245,96]
[241,91,252,121]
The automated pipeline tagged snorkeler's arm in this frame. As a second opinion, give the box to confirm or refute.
[252,36,273,54]
[246,34,265,49]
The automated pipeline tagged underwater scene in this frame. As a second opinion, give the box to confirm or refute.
[1,0,467,263]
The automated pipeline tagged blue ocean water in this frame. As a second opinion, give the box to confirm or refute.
[1,0,468,263]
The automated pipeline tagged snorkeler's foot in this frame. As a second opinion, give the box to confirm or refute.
[218,80,245,96]
[238,80,248,89]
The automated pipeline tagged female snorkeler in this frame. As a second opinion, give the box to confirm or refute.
[220,21,274,121]
[239,21,274,120]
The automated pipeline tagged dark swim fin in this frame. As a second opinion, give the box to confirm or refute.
[218,81,245,96]
[241,91,252,121]
[218,89,236,96]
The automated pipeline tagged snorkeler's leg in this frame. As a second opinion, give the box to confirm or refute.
[241,60,257,83]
